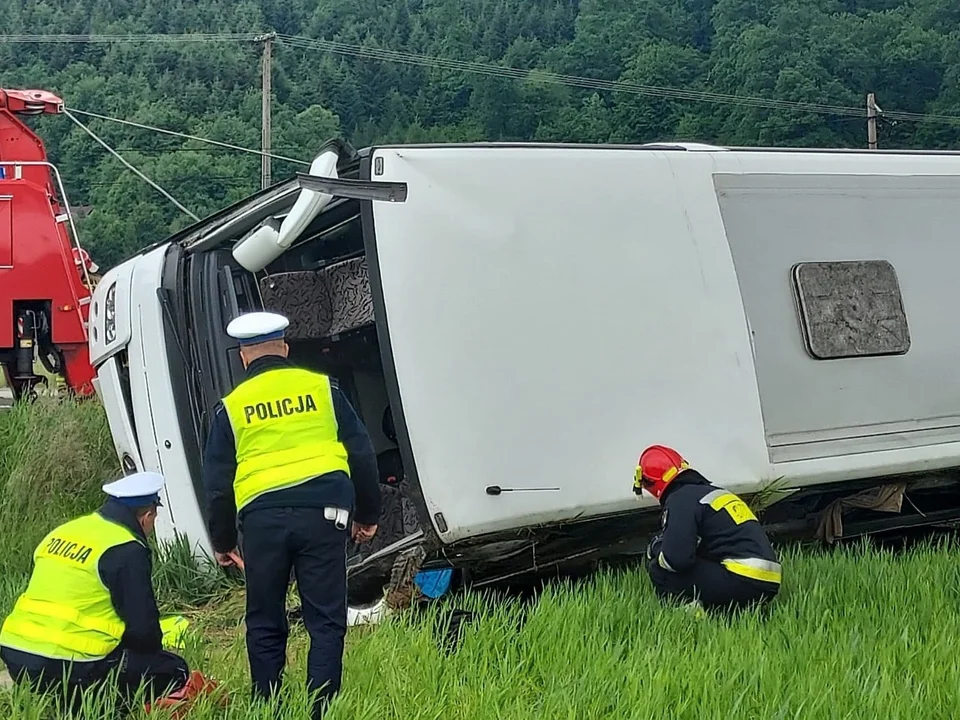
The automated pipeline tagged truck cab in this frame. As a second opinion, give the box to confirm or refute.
[0,89,98,400]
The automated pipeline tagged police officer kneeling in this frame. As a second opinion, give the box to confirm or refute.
[202,311,381,718]
[633,445,782,611]
[0,472,191,710]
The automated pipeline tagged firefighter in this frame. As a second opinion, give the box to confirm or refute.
[0,472,202,712]
[633,445,782,611]
[201,311,381,719]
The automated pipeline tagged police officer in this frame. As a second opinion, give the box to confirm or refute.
[0,472,192,711]
[201,311,381,718]
[633,445,782,611]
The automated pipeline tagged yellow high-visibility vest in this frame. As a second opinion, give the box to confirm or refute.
[0,513,142,661]
[222,366,350,511]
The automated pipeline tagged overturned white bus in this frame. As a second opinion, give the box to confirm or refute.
[88,139,960,611]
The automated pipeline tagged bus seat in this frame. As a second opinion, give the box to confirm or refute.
[258,256,374,341]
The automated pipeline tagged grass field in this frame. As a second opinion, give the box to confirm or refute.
[2,398,960,719]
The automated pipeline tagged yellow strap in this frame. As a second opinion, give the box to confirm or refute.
[236,440,349,483]
[722,559,782,585]
[15,597,125,638]
[2,617,115,658]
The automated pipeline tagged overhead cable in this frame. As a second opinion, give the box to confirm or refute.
[64,109,201,221]
[66,108,310,165]
[3,32,960,125]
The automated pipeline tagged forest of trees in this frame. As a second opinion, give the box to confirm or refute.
[2,0,960,267]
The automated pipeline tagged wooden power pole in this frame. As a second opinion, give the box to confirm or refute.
[257,32,276,189]
[866,92,879,150]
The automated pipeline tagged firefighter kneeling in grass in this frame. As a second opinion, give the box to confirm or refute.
[0,472,219,716]
[633,445,782,612]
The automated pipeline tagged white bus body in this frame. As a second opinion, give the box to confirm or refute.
[89,141,960,597]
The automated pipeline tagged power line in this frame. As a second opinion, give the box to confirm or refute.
[4,32,960,127]
[64,109,200,221]
[66,108,310,165]
[0,33,257,43]
[107,146,308,154]
[86,175,254,188]
[881,109,960,125]
[277,34,873,120]
[279,35,960,125]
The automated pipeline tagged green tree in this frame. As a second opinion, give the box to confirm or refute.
[0,0,958,270]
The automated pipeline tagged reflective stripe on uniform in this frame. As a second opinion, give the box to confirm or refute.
[722,557,782,585]
[657,552,676,572]
[0,618,118,659]
[699,488,758,525]
[699,489,727,505]
[222,367,351,511]
[12,597,125,638]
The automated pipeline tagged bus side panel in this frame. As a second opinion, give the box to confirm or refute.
[367,146,771,543]
[716,171,960,465]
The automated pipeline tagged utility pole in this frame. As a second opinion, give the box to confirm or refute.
[257,32,276,189]
[866,92,879,150]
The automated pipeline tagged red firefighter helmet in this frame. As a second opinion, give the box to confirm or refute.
[73,247,99,274]
[633,445,689,501]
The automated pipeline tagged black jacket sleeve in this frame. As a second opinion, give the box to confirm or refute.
[201,402,239,553]
[657,490,701,573]
[331,387,381,526]
[99,542,163,653]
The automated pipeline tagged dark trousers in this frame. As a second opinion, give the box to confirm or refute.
[240,506,348,719]
[647,558,779,611]
[1,645,188,713]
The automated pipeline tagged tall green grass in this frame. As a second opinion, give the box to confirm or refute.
[4,399,960,718]
[0,397,117,617]
[0,398,236,617]
[8,541,960,719]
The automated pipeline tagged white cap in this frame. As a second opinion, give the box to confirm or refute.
[226,311,290,346]
[102,471,166,506]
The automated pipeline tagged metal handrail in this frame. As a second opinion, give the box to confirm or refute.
[0,160,93,292]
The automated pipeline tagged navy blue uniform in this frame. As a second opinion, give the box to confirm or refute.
[202,355,381,717]
[646,470,781,610]
[0,501,189,710]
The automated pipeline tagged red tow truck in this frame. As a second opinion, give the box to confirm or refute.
[0,88,98,401]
